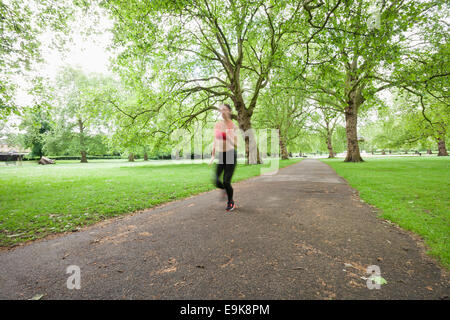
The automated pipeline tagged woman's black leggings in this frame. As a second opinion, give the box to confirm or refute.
[215,149,237,202]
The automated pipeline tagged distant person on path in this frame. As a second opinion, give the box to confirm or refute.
[209,104,238,212]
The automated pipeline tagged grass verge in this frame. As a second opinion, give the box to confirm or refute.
[0,158,301,246]
[322,157,449,268]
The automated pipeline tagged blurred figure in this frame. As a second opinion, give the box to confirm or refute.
[209,104,238,212]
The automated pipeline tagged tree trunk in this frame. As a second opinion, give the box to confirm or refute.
[381,150,386,155]
[236,108,262,164]
[144,152,148,161]
[279,133,289,160]
[427,149,432,154]
[38,156,55,165]
[80,151,87,163]
[78,118,88,163]
[437,137,448,156]
[344,103,363,162]
[128,153,135,162]
[326,133,334,158]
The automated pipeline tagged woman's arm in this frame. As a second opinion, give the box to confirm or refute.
[212,123,218,157]
[209,124,217,165]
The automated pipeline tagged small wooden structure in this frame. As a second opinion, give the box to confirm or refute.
[0,142,30,165]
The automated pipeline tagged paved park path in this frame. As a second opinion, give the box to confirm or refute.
[0,159,448,299]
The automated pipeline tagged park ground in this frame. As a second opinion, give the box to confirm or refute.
[0,158,301,246]
[322,157,449,268]
[0,158,448,300]
[0,156,448,269]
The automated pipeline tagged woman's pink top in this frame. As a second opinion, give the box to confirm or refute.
[215,129,227,140]
[214,121,236,152]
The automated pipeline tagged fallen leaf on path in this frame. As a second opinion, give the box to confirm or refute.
[29,294,44,300]
[348,280,361,288]
[153,266,177,275]
[174,281,187,287]
[220,257,234,269]
[371,276,388,285]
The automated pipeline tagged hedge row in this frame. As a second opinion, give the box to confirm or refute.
[22,155,174,161]
[23,155,124,161]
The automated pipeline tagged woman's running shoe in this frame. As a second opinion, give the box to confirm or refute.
[226,201,235,212]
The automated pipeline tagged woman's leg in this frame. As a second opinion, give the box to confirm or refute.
[223,166,234,202]
[215,151,226,190]
[223,151,237,202]
[215,162,225,189]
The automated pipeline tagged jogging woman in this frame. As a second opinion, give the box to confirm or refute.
[209,104,237,212]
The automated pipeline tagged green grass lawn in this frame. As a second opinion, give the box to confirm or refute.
[322,157,450,268]
[0,158,301,246]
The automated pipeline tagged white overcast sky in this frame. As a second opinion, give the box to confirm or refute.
[1,7,115,136]
[14,7,115,107]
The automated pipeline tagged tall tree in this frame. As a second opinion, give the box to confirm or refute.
[254,88,310,159]
[53,67,112,162]
[18,106,52,157]
[389,7,449,156]
[101,0,338,163]
[307,105,341,158]
[300,0,434,162]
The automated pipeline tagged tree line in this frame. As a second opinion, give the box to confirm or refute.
[1,0,448,162]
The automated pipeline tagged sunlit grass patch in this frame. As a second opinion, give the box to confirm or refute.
[0,158,301,246]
